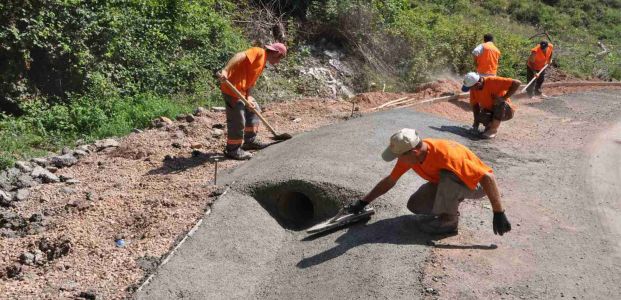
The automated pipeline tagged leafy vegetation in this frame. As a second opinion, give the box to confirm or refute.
[1,0,620,169]
[1,0,246,169]
[298,0,620,88]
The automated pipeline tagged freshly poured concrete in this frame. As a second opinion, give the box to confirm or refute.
[137,109,468,299]
[138,90,621,299]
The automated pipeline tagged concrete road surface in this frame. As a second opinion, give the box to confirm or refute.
[137,90,621,299]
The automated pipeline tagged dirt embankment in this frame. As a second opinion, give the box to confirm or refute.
[1,79,619,299]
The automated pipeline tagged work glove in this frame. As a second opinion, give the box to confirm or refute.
[492,211,511,236]
[345,199,367,214]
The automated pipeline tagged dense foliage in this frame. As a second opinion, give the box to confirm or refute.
[0,0,245,168]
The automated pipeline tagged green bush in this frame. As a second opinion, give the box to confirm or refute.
[0,0,245,168]
[0,0,245,114]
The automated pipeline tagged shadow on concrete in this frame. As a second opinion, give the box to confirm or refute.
[296,215,495,269]
[147,152,224,175]
[447,98,472,111]
[429,125,483,141]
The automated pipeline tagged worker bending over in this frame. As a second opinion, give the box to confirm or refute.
[217,43,287,160]
[462,72,521,139]
[345,129,511,235]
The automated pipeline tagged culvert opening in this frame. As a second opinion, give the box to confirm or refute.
[276,191,314,227]
[249,180,363,231]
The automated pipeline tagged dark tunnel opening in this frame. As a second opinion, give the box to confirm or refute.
[249,180,362,231]
[276,191,315,229]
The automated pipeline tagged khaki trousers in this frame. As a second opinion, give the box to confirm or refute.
[407,170,486,217]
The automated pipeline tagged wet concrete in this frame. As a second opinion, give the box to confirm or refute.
[137,90,621,299]
[137,109,479,299]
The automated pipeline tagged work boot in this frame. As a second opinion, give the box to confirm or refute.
[413,214,436,224]
[418,214,458,234]
[242,139,270,151]
[224,148,253,160]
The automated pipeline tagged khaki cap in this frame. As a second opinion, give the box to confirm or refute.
[381,128,421,161]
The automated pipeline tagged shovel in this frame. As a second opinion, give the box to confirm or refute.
[521,63,550,94]
[222,79,292,141]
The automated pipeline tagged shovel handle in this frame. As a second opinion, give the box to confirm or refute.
[522,64,550,93]
[222,79,279,136]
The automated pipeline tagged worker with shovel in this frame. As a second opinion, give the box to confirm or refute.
[526,41,554,98]
[217,43,287,160]
[462,72,521,139]
[345,128,511,235]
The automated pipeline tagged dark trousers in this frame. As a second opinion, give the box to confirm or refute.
[223,93,260,151]
[526,67,546,96]
[478,102,514,126]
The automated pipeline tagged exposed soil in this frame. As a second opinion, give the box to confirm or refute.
[1,80,619,299]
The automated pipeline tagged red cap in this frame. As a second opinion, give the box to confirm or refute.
[265,43,287,56]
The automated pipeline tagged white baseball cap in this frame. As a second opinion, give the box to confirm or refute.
[461,72,481,92]
[381,128,421,161]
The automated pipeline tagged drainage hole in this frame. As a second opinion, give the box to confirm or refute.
[277,191,314,228]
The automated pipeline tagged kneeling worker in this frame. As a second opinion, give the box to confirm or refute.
[346,128,511,235]
[462,72,521,139]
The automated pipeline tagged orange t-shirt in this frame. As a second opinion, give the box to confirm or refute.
[469,76,515,110]
[389,139,492,190]
[527,43,554,70]
[220,47,267,99]
[476,42,501,75]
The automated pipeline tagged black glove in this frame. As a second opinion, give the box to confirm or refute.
[492,211,511,236]
[345,199,367,214]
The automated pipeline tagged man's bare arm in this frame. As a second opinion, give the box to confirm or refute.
[528,53,536,65]
[361,176,397,204]
[480,172,504,212]
[503,79,522,99]
[218,51,247,80]
[472,103,481,127]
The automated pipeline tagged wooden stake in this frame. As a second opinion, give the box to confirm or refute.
[214,159,219,185]
[350,100,356,117]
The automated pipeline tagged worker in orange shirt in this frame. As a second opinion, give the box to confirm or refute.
[472,34,501,77]
[345,128,512,235]
[526,41,554,97]
[217,43,287,160]
[461,72,521,139]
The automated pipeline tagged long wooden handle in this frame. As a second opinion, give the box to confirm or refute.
[521,64,550,93]
[223,79,279,136]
